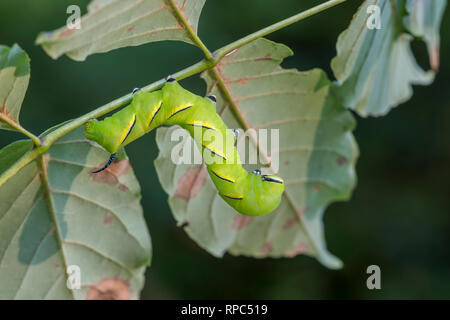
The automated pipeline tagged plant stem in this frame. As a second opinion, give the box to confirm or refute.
[0,0,347,188]
[0,115,41,147]
[167,0,213,60]
[36,155,76,299]
[214,0,347,60]
[43,59,213,146]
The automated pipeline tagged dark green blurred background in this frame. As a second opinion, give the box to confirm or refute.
[1,0,449,299]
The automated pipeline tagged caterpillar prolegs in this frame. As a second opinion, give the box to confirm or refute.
[84,77,284,216]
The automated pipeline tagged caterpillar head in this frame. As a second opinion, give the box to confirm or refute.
[257,174,284,215]
[85,118,118,154]
[232,171,284,216]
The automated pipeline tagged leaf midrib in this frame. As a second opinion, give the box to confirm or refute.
[37,156,75,299]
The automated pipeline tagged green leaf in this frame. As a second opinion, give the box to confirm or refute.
[403,0,447,71]
[0,44,31,131]
[331,0,439,117]
[36,0,207,61]
[0,128,151,299]
[154,38,358,269]
[0,140,33,176]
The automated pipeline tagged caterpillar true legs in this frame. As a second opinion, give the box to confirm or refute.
[85,77,284,216]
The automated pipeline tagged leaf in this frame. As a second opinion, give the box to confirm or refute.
[155,38,358,269]
[0,128,151,299]
[403,0,447,71]
[0,140,33,176]
[36,0,207,61]
[0,44,31,131]
[331,0,438,117]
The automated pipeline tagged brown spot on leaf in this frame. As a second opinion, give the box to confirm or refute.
[282,218,297,230]
[337,156,347,166]
[103,214,113,225]
[54,264,60,270]
[59,28,75,38]
[89,172,117,185]
[232,215,253,230]
[313,184,322,192]
[174,166,208,200]
[284,243,308,258]
[127,26,135,32]
[284,160,290,166]
[297,207,309,218]
[261,241,273,254]
[90,159,131,185]
[108,159,131,176]
[118,184,128,192]
[86,278,131,300]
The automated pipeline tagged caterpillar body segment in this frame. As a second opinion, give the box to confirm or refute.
[85,80,284,216]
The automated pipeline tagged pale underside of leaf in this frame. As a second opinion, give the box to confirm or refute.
[36,0,207,61]
[331,0,436,117]
[0,128,151,299]
[0,44,30,131]
[155,38,358,269]
[403,0,447,71]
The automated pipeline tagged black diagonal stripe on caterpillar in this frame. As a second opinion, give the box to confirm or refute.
[210,168,235,183]
[121,114,136,144]
[222,194,244,201]
[84,77,284,216]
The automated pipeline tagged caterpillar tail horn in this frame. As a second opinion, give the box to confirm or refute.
[92,153,117,173]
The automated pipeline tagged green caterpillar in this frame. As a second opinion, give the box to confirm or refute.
[85,77,284,216]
